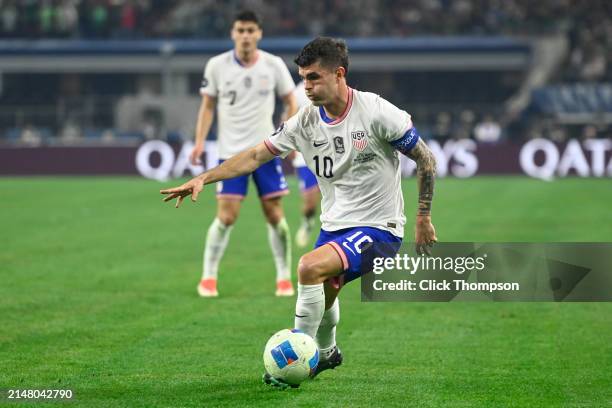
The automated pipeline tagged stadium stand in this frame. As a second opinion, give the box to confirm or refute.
[0,0,610,144]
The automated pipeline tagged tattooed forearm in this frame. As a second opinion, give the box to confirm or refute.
[406,138,436,216]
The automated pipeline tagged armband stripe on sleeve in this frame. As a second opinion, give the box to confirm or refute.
[390,126,420,153]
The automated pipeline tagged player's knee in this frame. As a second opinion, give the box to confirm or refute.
[218,212,237,226]
[297,254,325,284]
[297,257,316,283]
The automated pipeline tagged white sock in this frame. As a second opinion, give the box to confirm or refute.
[202,218,233,280]
[294,283,325,338]
[267,218,291,281]
[316,298,339,360]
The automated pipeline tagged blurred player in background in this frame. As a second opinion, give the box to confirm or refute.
[189,10,298,297]
[163,37,437,384]
[288,81,321,247]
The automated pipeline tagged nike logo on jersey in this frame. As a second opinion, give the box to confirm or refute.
[313,140,328,147]
[295,314,308,318]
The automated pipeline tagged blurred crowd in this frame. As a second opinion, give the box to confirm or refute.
[423,110,612,144]
[0,0,608,40]
[2,0,611,83]
[560,3,612,83]
[0,0,171,38]
[1,0,611,145]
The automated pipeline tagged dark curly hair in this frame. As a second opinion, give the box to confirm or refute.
[233,10,261,27]
[294,37,349,74]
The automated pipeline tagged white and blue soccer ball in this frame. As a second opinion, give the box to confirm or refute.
[263,329,319,386]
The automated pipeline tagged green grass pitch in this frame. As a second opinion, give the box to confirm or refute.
[1,176,611,407]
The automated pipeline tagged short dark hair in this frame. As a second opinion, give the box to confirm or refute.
[233,10,261,27]
[294,37,349,74]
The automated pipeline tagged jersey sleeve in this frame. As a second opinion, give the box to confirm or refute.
[264,112,300,159]
[371,95,417,146]
[273,56,296,97]
[199,58,218,97]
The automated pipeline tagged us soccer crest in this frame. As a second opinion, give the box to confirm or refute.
[351,131,368,151]
[333,136,345,154]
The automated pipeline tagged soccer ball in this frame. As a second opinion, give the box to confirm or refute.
[263,329,319,386]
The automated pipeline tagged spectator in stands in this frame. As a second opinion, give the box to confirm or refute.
[38,0,55,36]
[0,1,18,36]
[20,125,43,146]
[89,1,109,38]
[59,119,82,143]
[474,114,502,143]
[432,112,452,142]
[452,109,475,140]
[56,0,78,38]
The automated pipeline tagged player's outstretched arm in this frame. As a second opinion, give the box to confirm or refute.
[160,142,275,208]
[404,138,438,255]
[189,95,216,165]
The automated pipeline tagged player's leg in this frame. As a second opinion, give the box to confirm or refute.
[295,166,319,248]
[253,157,293,296]
[311,280,343,376]
[198,169,248,297]
[306,227,402,376]
[319,280,341,355]
[293,244,343,337]
[264,272,342,387]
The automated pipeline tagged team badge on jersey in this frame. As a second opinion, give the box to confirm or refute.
[259,75,270,88]
[334,136,345,154]
[244,76,252,88]
[351,131,368,151]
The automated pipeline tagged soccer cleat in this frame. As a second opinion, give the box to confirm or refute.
[311,346,343,378]
[262,372,299,389]
[197,278,218,297]
[295,223,311,248]
[275,279,295,297]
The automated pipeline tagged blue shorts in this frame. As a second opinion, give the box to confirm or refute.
[314,227,402,287]
[296,166,318,193]
[216,157,288,200]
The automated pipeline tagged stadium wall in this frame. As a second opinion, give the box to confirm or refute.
[0,37,530,72]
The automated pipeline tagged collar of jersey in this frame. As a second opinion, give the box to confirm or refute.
[318,87,354,126]
[233,50,260,68]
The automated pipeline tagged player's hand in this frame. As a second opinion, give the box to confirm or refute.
[160,177,204,208]
[415,215,437,256]
[189,143,205,165]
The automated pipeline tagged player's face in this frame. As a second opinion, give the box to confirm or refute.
[231,21,262,54]
[298,62,344,106]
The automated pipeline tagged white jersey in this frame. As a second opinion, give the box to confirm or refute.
[200,50,295,159]
[265,88,416,237]
[291,81,311,168]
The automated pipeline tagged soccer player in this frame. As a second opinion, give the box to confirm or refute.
[162,37,437,384]
[188,10,298,297]
[289,81,321,248]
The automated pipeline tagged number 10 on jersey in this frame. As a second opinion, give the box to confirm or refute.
[314,155,333,178]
